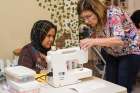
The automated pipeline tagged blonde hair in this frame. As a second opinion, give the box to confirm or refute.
[77,0,107,34]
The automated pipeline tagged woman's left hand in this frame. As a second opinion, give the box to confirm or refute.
[137,31,140,46]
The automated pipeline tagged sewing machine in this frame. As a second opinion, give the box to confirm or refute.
[47,47,92,87]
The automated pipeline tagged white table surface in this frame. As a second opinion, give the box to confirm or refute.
[0,77,127,93]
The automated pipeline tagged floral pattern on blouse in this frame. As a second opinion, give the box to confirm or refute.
[103,6,140,56]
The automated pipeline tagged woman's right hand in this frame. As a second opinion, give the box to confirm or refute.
[80,38,95,49]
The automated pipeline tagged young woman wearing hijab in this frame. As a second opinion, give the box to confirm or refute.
[18,20,57,73]
[77,0,140,93]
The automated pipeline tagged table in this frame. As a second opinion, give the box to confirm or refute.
[0,77,127,93]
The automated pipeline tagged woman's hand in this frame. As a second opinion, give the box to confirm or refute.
[80,37,124,49]
[137,40,140,46]
[80,38,94,49]
[137,31,140,46]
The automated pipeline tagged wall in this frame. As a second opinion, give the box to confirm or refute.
[42,0,79,48]
[114,0,140,14]
[133,0,140,11]
[0,0,50,59]
[128,0,135,14]
[101,0,140,14]
[0,0,140,60]
[128,0,140,14]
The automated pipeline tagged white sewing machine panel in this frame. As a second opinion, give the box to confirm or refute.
[47,47,92,87]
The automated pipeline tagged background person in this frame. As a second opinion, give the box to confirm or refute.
[131,10,140,45]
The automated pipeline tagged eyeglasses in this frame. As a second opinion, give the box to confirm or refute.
[81,14,93,20]
[80,14,97,23]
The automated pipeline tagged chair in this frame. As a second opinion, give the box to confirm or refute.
[13,48,22,56]
[12,48,22,66]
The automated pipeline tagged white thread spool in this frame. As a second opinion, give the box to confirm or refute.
[5,59,12,67]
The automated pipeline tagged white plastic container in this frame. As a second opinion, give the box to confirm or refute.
[7,80,40,93]
[5,66,36,83]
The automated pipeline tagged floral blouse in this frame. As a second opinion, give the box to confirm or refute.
[103,5,140,56]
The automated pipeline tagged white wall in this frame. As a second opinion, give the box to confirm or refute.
[0,0,140,60]
[133,0,140,11]
[0,0,50,59]
[127,0,140,14]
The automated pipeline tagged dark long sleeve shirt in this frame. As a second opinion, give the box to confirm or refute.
[18,43,47,73]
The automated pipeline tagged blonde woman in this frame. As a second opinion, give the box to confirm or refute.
[77,0,140,93]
